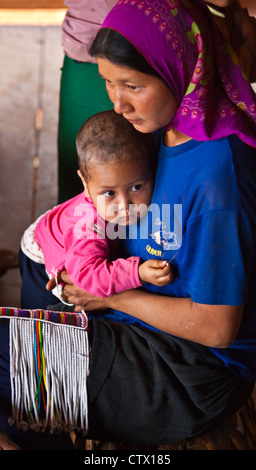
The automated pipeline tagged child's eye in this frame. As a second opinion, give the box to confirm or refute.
[103,190,115,198]
[131,184,142,192]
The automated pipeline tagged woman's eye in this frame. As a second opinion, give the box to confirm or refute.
[127,84,141,91]
[131,184,142,192]
[103,190,115,198]
[105,79,114,87]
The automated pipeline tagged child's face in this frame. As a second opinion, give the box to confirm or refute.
[82,157,154,226]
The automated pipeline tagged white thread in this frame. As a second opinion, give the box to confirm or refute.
[53,271,74,306]
[9,318,89,434]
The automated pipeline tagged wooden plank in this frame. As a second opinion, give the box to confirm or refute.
[33,25,62,218]
[0,25,62,307]
[0,25,41,253]
[0,25,42,306]
[0,0,255,9]
[0,9,66,25]
[0,1,65,8]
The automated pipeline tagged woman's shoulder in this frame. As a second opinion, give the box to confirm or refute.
[199,135,256,174]
[191,136,256,216]
[158,132,255,168]
[227,134,256,164]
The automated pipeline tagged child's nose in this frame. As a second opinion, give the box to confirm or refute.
[118,196,130,212]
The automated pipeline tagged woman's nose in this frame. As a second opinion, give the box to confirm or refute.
[113,91,133,115]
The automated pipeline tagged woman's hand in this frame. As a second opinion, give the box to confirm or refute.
[0,432,20,450]
[48,270,110,312]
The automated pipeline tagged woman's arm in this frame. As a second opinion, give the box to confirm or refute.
[58,271,243,349]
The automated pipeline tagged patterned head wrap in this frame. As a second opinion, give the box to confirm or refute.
[102,0,256,147]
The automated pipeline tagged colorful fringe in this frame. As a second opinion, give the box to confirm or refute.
[0,306,87,328]
[0,307,89,434]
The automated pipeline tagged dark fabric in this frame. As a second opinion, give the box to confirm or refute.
[0,316,253,448]
[16,251,255,446]
[17,250,255,445]
[19,249,57,309]
[87,319,254,445]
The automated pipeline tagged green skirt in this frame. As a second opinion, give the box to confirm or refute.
[57,55,113,203]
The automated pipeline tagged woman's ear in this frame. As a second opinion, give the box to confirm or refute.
[77,169,90,197]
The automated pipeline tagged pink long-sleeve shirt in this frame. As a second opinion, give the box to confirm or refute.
[62,0,117,62]
[34,193,142,297]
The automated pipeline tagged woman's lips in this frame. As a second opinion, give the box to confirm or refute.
[124,115,142,125]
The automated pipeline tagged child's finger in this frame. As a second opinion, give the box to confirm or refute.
[154,267,173,282]
[155,262,172,275]
[154,273,173,286]
[149,259,169,269]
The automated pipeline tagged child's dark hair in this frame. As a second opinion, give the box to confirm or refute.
[89,28,161,79]
[76,110,155,181]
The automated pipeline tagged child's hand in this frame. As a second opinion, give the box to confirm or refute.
[139,259,173,287]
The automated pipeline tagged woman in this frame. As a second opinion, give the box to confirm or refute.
[57,0,256,442]
[1,0,256,449]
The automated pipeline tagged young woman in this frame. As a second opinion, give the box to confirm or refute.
[56,0,256,442]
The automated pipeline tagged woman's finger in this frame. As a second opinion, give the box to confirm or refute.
[60,270,72,283]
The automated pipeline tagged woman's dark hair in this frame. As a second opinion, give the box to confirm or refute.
[89,28,161,79]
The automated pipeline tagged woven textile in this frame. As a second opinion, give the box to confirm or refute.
[0,307,89,434]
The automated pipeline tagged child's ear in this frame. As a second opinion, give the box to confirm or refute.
[77,169,90,197]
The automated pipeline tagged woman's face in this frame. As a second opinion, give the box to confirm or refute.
[97,58,178,134]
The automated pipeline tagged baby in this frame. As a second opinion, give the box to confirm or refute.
[20,110,172,305]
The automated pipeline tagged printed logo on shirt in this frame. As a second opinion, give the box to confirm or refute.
[146,245,163,257]
[150,216,181,251]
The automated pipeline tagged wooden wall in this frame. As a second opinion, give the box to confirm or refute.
[0,0,255,9]
[0,1,65,7]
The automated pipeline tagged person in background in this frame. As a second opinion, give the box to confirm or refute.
[58,1,116,203]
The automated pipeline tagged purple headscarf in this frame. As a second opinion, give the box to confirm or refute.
[101,0,256,147]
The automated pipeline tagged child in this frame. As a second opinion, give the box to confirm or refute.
[20,110,172,308]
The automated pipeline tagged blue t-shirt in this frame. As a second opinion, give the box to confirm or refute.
[91,133,256,380]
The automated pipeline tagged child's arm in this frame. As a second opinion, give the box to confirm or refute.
[47,258,174,297]
[138,259,173,287]
[65,240,142,297]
